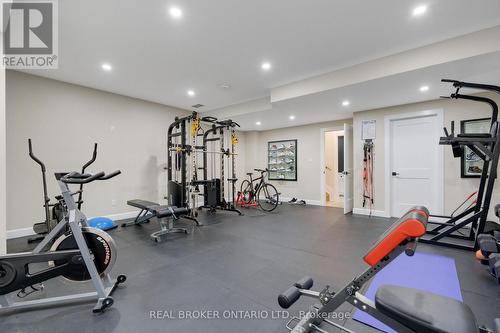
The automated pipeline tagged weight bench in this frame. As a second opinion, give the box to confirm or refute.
[124,199,191,242]
[278,206,500,333]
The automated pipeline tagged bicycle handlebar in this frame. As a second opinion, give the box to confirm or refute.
[254,168,268,173]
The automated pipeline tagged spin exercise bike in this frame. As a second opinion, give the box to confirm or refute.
[0,170,126,313]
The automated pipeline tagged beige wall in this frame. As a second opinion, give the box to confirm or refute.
[6,71,190,233]
[353,93,500,220]
[0,68,5,253]
[244,119,351,202]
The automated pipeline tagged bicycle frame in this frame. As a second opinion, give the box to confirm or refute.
[236,172,266,207]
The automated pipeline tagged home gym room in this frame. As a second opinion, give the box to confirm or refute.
[0,1,500,332]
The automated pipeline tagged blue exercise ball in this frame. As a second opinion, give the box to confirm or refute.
[88,217,117,231]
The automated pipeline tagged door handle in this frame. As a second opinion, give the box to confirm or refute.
[342,171,350,175]
[392,172,399,176]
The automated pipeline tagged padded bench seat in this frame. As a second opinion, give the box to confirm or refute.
[375,285,479,333]
[150,206,189,218]
[126,199,189,219]
[127,199,161,210]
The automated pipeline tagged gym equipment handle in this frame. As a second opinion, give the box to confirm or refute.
[61,170,121,184]
[405,240,418,256]
[28,139,46,172]
[100,170,121,180]
[61,172,105,184]
[442,79,500,94]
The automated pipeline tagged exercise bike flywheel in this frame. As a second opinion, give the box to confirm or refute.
[50,227,117,282]
[0,261,16,288]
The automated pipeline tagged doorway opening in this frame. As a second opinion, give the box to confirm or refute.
[324,130,345,208]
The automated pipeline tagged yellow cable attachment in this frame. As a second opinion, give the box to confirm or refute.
[191,117,200,137]
[231,131,239,145]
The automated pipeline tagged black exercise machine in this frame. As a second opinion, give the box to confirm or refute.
[166,112,242,226]
[123,200,190,242]
[0,170,126,313]
[420,80,500,251]
[477,204,500,283]
[200,119,241,215]
[278,206,500,333]
[28,139,98,243]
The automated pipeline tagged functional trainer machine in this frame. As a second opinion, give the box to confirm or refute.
[200,119,241,215]
[278,206,500,333]
[420,80,500,251]
[123,199,190,242]
[0,170,126,313]
[166,112,242,225]
[28,139,98,243]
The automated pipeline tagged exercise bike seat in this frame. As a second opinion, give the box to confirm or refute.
[375,285,479,333]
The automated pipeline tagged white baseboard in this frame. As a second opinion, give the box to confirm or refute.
[6,210,140,240]
[7,227,36,239]
[97,211,138,222]
[352,208,389,218]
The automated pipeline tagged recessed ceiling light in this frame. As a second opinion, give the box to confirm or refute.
[412,5,427,17]
[261,62,272,71]
[342,100,350,107]
[187,90,195,97]
[101,63,112,72]
[256,121,262,126]
[419,85,429,92]
[169,6,183,19]
[289,115,295,120]
[220,83,231,89]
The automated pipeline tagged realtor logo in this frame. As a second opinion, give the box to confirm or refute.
[2,0,58,68]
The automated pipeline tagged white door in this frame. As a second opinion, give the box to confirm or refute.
[343,124,353,214]
[390,115,440,217]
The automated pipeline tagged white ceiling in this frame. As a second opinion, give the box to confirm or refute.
[231,51,500,131]
[23,0,500,113]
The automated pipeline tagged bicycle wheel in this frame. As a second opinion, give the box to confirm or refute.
[240,180,251,194]
[257,183,279,212]
[240,180,253,204]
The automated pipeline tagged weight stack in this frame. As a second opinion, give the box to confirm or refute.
[168,181,182,207]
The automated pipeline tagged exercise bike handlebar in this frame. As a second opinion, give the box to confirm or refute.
[99,170,121,180]
[254,168,268,173]
[61,170,121,184]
